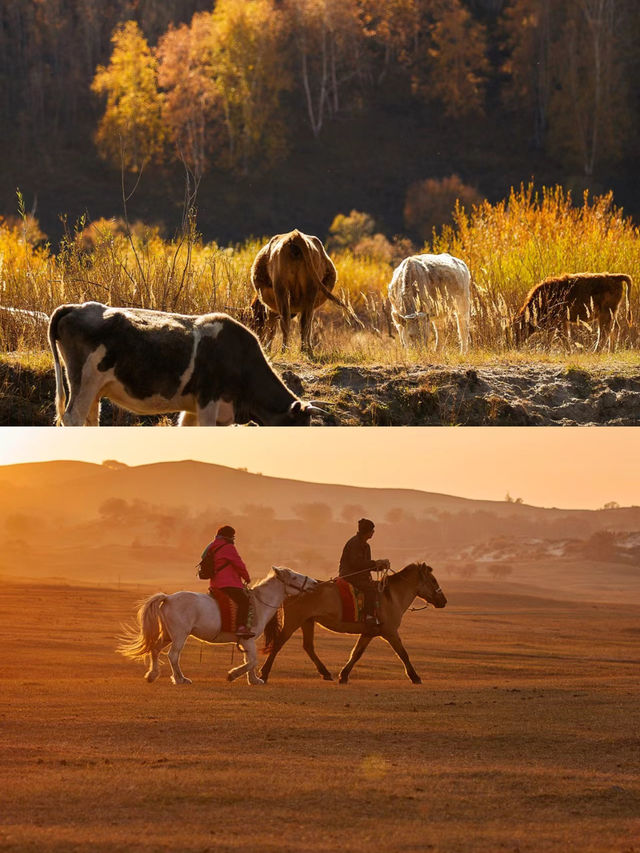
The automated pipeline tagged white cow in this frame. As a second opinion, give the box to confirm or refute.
[388,253,471,353]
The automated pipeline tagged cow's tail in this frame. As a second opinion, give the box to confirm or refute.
[117,593,168,660]
[48,304,74,425]
[297,235,364,328]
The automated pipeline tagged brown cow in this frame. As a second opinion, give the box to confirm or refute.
[250,229,346,354]
[512,272,632,350]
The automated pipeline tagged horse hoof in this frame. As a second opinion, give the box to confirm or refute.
[338,677,348,685]
[226,673,234,682]
[322,674,333,681]
[412,677,422,685]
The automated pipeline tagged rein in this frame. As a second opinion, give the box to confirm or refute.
[250,572,313,607]
[410,585,443,611]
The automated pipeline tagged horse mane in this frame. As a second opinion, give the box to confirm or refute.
[250,567,279,590]
[383,562,425,594]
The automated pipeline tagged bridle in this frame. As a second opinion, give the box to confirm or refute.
[251,571,314,606]
[277,572,314,595]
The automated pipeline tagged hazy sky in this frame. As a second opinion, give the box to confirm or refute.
[1,426,639,510]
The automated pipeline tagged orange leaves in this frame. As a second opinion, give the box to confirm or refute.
[157,15,222,180]
[415,0,490,116]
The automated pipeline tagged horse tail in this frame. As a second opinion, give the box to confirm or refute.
[261,605,284,654]
[117,593,168,660]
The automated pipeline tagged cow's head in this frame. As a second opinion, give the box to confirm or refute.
[272,400,327,426]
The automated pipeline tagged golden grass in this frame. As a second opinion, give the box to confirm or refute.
[0,184,638,362]
[1,579,639,852]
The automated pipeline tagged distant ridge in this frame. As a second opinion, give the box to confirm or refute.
[0,458,630,523]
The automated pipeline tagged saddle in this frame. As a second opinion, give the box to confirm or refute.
[335,578,378,624]
[207,588,254,634]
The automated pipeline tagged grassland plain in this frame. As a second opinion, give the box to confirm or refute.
[1,580,639,852]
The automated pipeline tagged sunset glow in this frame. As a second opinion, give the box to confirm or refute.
[2,426,639,510]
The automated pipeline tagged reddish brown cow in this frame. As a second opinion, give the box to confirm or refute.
[251,229,345,354]
[512,272,632,350]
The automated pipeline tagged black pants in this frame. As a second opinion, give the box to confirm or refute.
[219,587,250,625]
[349,578,378,618]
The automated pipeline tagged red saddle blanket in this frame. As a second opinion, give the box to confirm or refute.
[335,578,366,623]
[207,588,252,634]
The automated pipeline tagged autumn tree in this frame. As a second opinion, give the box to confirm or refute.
[157,14,222,210]
[501,0,555,147]
[413,0,490,117]
[502,0,635,174]
[91,20,165,172]
[284,0,366,137]
[206,0,290,173]
[358,0,422,84]
[547,0,633,176]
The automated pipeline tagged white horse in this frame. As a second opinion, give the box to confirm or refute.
[117,567,317,685]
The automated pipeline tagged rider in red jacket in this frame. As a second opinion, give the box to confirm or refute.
[202,525,253,638]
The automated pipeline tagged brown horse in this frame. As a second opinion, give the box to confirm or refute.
[260,562,447,684]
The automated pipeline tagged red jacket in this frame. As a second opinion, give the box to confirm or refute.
[204,536,250,590]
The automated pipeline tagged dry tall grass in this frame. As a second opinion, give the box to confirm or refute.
[1,184,638,362]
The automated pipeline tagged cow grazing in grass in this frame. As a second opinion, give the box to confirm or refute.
[388,253,471,353]
[512,273,632,350]
[48,302,323,426]
[251,229,348,354]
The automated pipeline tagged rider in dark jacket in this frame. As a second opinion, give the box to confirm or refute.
[339,518,381,625]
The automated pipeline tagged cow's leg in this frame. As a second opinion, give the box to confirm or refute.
[383,630,421,684]
[85,396,101,426]
[301,619,332,680]
[595,312,613,351]
[178,411,198,426]
[263,311,279,351]
[194,400,221,426]
[167,631,191,685]
[276,288,292,350]
[300,306,315,356]
[456,299,470,354]
[338,634,373,684]
[145,632,170,683]
[63,381,105,426]
[61,348,109,426]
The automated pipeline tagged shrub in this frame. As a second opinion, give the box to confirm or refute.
[404,174,483,241]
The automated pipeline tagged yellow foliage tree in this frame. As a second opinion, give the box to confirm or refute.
[207,0,290,173]
[91,20,165,172]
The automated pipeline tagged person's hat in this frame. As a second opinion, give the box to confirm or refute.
[217,525,236,539]
[358,518,375,533]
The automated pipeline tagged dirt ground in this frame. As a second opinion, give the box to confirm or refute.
[1,579,638,852]
[2,356,640,425]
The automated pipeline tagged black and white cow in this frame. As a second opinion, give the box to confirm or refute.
[48,302,323,426]
[388,253,471,353]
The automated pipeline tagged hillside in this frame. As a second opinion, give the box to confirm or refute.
[1,459,638,602]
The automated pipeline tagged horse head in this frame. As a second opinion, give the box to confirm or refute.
[416,563,447,608]
[272,566,318,596]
